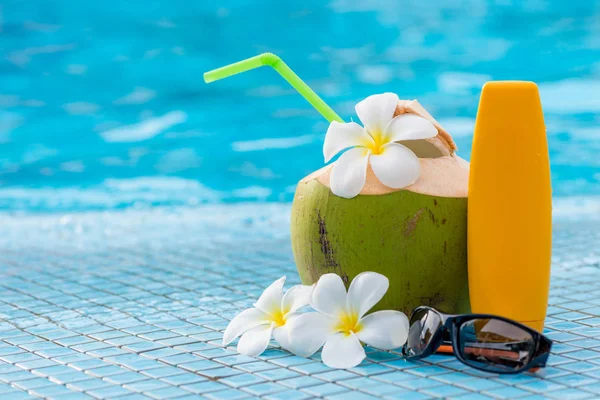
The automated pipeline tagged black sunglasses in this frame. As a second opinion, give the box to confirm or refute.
[402,306,553,374]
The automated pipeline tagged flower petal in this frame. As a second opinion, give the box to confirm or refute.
[370,143,420,189]
[281,284,313,315]
[237,323,274,357]
[324,121,372,163]
[330,147,369,199]
[254,276,286,316]
[384,114,437,143]
[357,310,409,350]
[273,323,293,352]
[223,308,270,346]
[322,333,366,369]
[310,273,348,318]
[355,93,399,136]
[286,312,335,357]
[347,272,389,319]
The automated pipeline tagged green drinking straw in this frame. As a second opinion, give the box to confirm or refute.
[204,53,343,123]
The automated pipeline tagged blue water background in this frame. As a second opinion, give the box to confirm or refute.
[1,1,599,211]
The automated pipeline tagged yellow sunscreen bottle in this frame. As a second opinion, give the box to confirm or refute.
[468,81,552,332]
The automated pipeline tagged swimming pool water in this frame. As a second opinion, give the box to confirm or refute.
[1,1,599,213]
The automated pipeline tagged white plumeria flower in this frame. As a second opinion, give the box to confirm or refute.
[222,276,312,357]
[324,93,437,198]
[286,272,409,369]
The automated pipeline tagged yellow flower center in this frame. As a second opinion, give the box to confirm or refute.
[336,311,362,336]
[362,130,388,155]
[270,308,288,327]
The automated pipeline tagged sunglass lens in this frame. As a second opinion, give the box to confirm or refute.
[458,318,535,372]
[405,308,443,357]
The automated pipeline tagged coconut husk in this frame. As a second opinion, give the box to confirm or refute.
[305,156,469,198]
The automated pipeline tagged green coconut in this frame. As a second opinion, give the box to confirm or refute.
[291,100,471,315]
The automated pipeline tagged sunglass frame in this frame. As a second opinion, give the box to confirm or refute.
[402,306,553,374]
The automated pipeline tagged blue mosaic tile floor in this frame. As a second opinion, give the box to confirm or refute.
[0,204,599,400]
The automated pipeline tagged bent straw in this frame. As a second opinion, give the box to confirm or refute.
[204,53,343,123]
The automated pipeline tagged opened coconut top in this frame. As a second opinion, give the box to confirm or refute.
[395,100,457,156]
[301,99,469,198]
